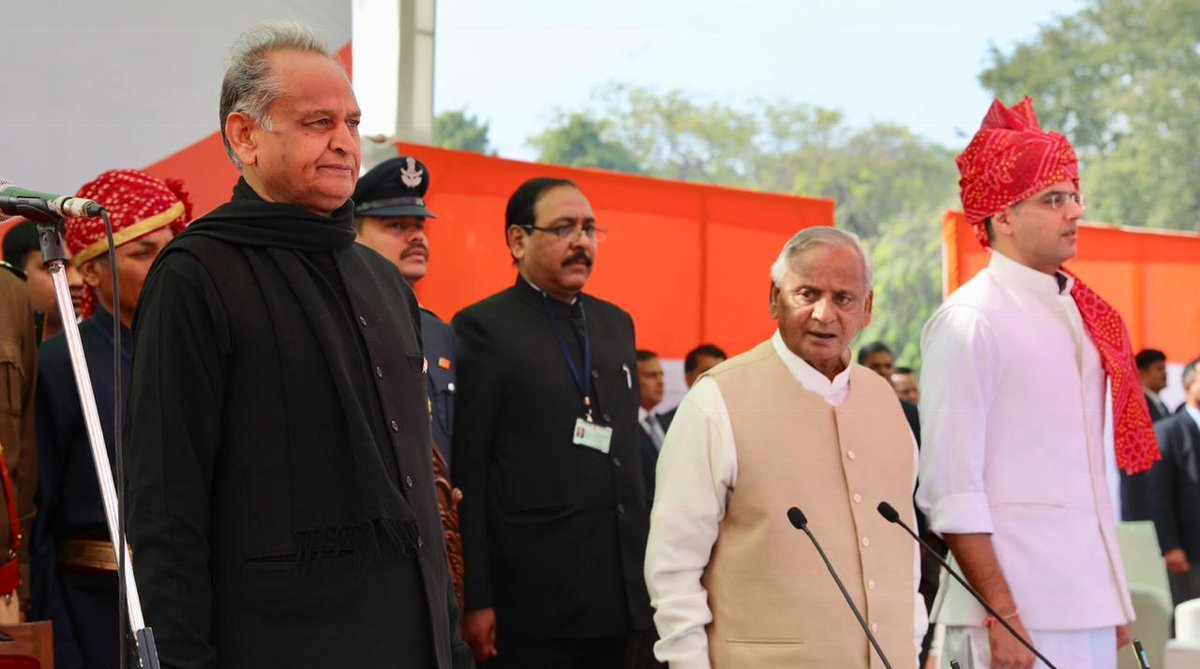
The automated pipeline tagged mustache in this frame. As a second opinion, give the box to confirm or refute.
[401,243,428,259]
[563,251,593,267]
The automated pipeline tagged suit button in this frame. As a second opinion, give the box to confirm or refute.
[613,457,622,467]
[868,580,876,590]
[417,535,424,548]
[853,493,862,503]
[602,413,612,422]
[375,366,384,378]
[616,503,626,515]
[390,419,399,432]
[861,536,870,547]
[357,315,368,327]
[405,475,414,488]
[847,450,856,461]
[447,382,456,393]
[591,369,601,379]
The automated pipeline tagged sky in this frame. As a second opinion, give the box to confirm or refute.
[433,0,1088,159]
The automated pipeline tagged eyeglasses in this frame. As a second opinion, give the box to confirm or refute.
[524,222,608,242]
[1039,191,1085,210]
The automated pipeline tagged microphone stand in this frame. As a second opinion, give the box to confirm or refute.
[32,213,161,669]
[787,507,894,669]
[877,502,1057,669]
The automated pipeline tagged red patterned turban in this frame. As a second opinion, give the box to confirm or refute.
[957,97,1157,475]
[66,169,192,318]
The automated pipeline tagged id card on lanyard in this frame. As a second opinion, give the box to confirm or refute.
[543,294,614,453]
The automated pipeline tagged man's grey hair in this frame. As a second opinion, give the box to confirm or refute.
[769,227,874,289]
[219,21,336,169]
[1184,357,1200,390]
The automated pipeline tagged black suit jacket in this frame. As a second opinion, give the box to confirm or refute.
[637,410,673,507]
[1146,390,1169,423]
[451,278,653,639]
[1150,410,1200,559]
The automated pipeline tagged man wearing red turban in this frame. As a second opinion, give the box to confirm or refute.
[917,98,1155,669]
[30,169,187,669]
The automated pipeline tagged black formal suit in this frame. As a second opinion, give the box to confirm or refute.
[1121,389,1171,520]
[1150,409,1200,603]
[1150,410,1200,559]
[1146,389,1169,423]
[452,278,653,654]
[637,410,673,507]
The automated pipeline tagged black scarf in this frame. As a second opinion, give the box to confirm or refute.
[182,179,423,562]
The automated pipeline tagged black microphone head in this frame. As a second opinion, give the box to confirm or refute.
[786,506,807,530]
[877,502,900,523]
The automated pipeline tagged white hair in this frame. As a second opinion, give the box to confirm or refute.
[769,227,873,289]
[218,21,336,169]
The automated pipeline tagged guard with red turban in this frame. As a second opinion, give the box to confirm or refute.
[916,98,1153,669]
[29,169,189,669]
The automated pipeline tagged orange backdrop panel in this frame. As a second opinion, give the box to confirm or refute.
[943,210,1200,361]
[404,144,834,359]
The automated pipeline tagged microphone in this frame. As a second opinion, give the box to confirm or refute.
[0,179,104,218]
[786,506,894,669]
[876,501,1059,669]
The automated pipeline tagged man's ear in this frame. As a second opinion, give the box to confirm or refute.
[224,112,260,168]
[78,259,103,289]
[862,290,874,328]
[507,226,528,262]
[991,207,1016,240]
[768,281,780,319]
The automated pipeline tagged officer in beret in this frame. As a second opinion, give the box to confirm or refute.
[352,155,457,468]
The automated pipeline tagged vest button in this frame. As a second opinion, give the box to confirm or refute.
[868,580,876,590]
[375,366,384,378]
[612,457,622,467]
[853,493,862,503]
[405,475,414,488]
[616,503,626,515]
[871,622,878,633]
[357,315,368,327]
[390,419,399,432]
[861,536,870,547]
[847,450,856,460]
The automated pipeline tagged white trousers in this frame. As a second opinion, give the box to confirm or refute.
[941,625,1116,669]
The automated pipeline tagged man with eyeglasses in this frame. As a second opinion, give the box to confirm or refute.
[917,97,1157,669]
[451,177,654,667]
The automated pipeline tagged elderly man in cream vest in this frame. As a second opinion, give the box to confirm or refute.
[645,227,925,669]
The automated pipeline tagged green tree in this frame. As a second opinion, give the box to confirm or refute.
[525,83,959,363]
[980,0,1200,229]
[526,112,642,173]
[434,109,493,154]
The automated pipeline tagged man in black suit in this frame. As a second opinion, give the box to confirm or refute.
[635,350,672,505]
[1149,356,1200,605]
[1137,348,1170,422]
[452,177,653,667]
[1124,348,1172,520]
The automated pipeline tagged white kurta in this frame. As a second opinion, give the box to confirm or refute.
[916,250,1133,633]
[645,331,925,668]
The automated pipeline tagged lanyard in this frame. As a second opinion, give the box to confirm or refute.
[541,293,594,420]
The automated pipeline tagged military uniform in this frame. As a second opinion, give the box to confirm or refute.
[354,156,456,465]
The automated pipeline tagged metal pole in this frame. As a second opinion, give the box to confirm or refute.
[37,218,159,668]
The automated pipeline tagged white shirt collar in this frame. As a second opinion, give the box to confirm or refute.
[770,330,852,401]
[638,406,655,422]
[989,249,1073,296]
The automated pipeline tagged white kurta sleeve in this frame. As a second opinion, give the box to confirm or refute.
[916,303,1000,535]
[644,376,737,669]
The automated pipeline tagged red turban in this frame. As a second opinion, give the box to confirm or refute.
[957,97,1158,475]
[66,169,192,318]
[957,96,1079,248]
